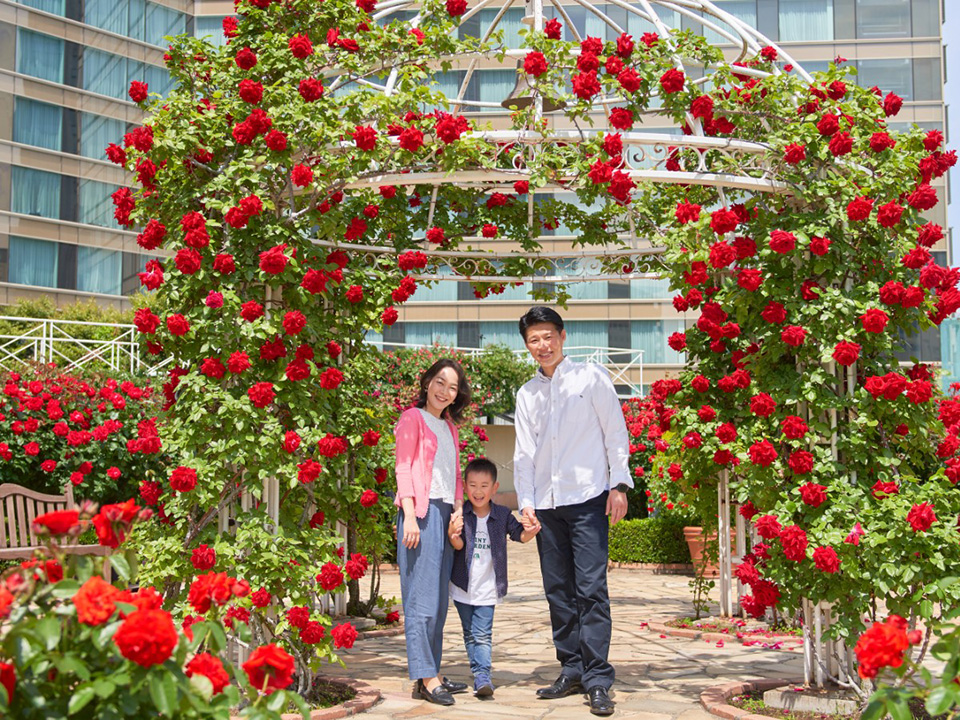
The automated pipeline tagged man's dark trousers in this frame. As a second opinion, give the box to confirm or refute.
[535,490,614,691]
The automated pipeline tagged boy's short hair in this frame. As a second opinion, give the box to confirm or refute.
[518,306,564,340]
[464,457,497,482]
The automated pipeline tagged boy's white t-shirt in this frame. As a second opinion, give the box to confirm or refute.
[450,514,499,606]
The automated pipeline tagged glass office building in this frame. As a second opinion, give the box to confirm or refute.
[0,0,948,391]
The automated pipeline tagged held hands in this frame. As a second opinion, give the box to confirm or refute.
[520,506,541,533]
[401,515,420,549]
[448,513,464,541]
[607,489,628,526]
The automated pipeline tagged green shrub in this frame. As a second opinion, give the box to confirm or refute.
[608,514,693,564]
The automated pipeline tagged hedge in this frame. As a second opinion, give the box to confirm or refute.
[608,514,692,564]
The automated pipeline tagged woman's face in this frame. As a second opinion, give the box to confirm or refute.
[424,367,460,416]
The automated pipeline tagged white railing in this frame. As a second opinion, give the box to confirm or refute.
[0,316,172,376]
[364,340,645,397]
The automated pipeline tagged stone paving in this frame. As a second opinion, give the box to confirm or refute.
[323,540,805,719]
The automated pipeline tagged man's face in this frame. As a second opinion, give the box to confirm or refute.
[523,322,566,374]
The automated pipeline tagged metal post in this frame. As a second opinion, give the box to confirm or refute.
[802,598,814,686]
[718,469,732,616]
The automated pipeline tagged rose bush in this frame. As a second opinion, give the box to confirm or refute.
[0,502,312,719]
[0,364,164,504]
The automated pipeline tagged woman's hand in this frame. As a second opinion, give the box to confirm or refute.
[448,513,464,540]
[402,515,421,549]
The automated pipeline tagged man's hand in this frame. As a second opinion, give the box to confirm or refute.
[607,489,628,526]
[520,506,540,532]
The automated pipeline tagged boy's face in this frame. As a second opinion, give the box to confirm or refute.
[464,472,498,508]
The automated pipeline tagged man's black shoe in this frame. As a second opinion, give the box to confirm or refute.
[536,675,583,699]
[412,679,455,706]
[588,686,615,716]
[441,677,468,694]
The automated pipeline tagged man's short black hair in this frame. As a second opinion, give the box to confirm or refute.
[464,457,498,482]
[518,306,564,340]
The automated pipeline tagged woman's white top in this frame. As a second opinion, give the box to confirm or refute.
[420,408,456,504]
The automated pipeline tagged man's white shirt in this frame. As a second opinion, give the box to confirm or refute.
[513,356,632,510]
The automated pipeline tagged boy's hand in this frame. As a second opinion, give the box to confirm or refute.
[448,513,463,539]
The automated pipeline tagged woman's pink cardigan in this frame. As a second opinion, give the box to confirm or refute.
[394,407,463,518]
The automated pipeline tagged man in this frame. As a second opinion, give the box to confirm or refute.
[513,306,631,717]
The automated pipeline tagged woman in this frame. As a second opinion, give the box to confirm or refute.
[395,358,471,706]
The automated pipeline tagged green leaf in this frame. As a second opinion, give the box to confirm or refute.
[68,685,97,715]
[51,580,81,599]
[35,616,61,650]
[55,653,91,681]
[887,698,912,720]
[149,672,177,716]
[109,555,131,584]
[926,685,958,715]
[93,677,116,699]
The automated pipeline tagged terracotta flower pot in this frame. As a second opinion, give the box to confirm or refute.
[683,526,721,578]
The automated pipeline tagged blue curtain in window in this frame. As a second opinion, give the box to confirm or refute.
[478,8,524,46]
[127,0,146,40]
[625,7,677,38]
[83,49,127,99]
[84,0,127,35]
[856,0,909,38]
[80,112,126,159]
[405,323,458,347]
[20,0,65,15]
[16,29,64,84]
[479,321,525,351]
[11,167,60,219]
[779,0,834,41]
[631,319,685,364]
[365,330,384,349]
[145,2,186,46]
[77,247,121,295]
[13,98,62,151]
[142,64,174,96]
[702,1,757,45]
[79,180,120,229]
[630,276,672,299]
[565,321,608,349]
[416,267,458,302]
[478,69,518,111]
[8,237,58,288]
[195,16,228,46]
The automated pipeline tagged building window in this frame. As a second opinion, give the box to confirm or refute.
[857,59,913,100]
[80,113,127,160]
[145,2,187,47]
[195,16,228,47]
[13,97,62,152]
[405,322,458,347]
[856,0,910,38]
[19,0,65,15]
[631,319,685,364]
[478,321,524,350]
[913,58,942,101]
[458,321,480,348]
[83,48,129,100]
[16,29,65,84]
[76,247,122,295]
[79,179,122,228]
[8,237,58,289]
[779,0,834,41]
[10,167,61,219]
[701,0,758,45]
[85,0,186,47]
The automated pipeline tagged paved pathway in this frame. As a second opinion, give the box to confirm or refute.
[325,540,804,719]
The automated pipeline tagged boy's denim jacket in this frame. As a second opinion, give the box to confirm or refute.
[451,501,525,600]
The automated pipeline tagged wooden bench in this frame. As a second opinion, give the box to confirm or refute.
[0,483,110,562]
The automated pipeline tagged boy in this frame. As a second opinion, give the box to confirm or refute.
[447,458,539,698]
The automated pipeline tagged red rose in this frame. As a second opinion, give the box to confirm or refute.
[128,80,148,103]
[242,644,295,694]
[860,308,889,333]
[298,77,323,101]
[317,561,344,591]
[608,108,634,130]
[906,380,932,404]
[906,502,935,532]
[259,244,289,274]
[660,68,684,93]
[360,489,379,507]
[786,449,814,475]
[291,164,313,187]
[799,482,827,507]
[446,0,466,15]
[319,367,343,390]
[907,184,938,211]
[783,143,806,163]
[754,514,782,539]
[238,78,263,104]
[846,196,874,221]
[690,94,713,119]
[617,68,641,92]
[571,72,600,99]
[191,544,216,570]
[398,126,424,152]
[264,130,287,151]
[113,609,178,667]
[33,509,80,535]
[769,230,796,254]
[760,302,786,324]
[362,430,380,447]
[288,34,314,58]
[240,301,264,322]
[543,17,562,38]
[332,622,358,649]
[832,341,861,366]
[828,131,853,156]
[709,208,738,235]
[779,525,808,562]
[883,92,902,117]
[816,114,839,136]
[813,546,839,573]
[186,653,230,695]
[213,253,236,275]
[352,125,377,150]
[235,47,257,69]
[675,202,701,225]
[166,314,190,337]
[870,132,896,152]
[855,616,909,679]
[748,440,778,467]
[877,201,904,228]
[281,310,307,336]
[382,307,399,325]
[170,466,198,493]
[781,415,808,439]
[667,332,687,351]
[523,51,548,77]
[248,382,275,408]
[780,325,807,347]
[749,393,776,417]
[737,269,763,292]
